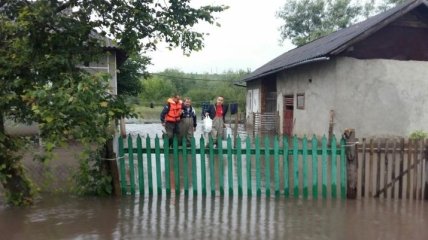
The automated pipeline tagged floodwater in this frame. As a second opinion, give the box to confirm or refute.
[0,195,427,240]
[125,121,249,144]
[1,123,428,239]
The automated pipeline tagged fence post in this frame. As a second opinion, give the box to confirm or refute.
[424,140,428,200]
[344,128,357,199]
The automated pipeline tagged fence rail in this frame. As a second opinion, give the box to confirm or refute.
[118,134,347,199]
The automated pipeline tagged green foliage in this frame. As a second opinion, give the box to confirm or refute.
[26,73,134,147]
[0,130,37,206]
[276,0,404,46]
[141,76,175,102]
[0,0,226,205]
[277,0,363,46]
[377,0,407,12]
[117,55,150,96]
[409,130,428,140]
[72,150,113,196]
[140,69,248,110]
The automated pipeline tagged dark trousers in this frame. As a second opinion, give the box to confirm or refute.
[164,121,179,146]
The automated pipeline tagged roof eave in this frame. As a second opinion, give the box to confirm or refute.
[244,56,331,82]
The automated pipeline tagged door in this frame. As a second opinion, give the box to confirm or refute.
[283,95,294,137]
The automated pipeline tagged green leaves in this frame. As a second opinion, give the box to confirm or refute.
[276,0,405,47]
[26,73,133,147]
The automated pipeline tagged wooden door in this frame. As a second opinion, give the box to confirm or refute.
[283,95,294,137]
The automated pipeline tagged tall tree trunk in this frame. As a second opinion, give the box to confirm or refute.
[0,112,34,206]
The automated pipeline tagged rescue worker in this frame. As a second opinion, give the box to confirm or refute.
[160,94,182,145]
[179,97,197,147]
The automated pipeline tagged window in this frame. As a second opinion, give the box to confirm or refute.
[297,93,305,110]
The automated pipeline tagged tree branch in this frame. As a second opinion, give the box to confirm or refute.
[56,0,79,13]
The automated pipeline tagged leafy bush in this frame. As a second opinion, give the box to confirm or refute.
[409,130,428,140]
[72,151,112,196]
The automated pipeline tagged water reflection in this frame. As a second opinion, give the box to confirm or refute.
[1,195,427,240]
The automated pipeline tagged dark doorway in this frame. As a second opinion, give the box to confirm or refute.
[283,95,294,137]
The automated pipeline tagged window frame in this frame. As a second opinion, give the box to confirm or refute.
[296,93,305,110]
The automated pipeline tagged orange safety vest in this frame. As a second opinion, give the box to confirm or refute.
[165,98,183,123]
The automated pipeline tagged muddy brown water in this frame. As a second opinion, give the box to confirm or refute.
[0,195,427,240]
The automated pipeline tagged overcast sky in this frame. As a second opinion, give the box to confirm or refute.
[147,0,294,74]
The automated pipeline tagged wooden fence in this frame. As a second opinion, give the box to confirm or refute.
[253,112,279,136]
[354,138,428,200]
[118,134,347,199]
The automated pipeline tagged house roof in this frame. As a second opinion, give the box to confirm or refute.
[242,0,428,82]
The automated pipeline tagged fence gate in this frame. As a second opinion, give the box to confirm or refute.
[355,138,428,200]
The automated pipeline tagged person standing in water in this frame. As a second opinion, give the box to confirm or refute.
[179,97,197,147]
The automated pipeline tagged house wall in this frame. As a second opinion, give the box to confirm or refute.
[277,57,428,138]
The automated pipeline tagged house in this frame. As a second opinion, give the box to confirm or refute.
[5,37,126,136]
[242,0,428,138]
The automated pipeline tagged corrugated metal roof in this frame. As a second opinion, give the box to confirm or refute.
[242,0,428,82]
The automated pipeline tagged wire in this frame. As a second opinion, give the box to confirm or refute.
[150,73,245,83]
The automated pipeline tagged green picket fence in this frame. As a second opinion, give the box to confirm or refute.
[118,134,347,199]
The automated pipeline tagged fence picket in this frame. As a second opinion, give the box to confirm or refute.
[340,138,346,199]
[182,137,189,195]
[144,135,151,195]
[218,137,224,196]
[118,136,127,195]
[227,136,234,195]
[155,135,162,194]
[246,137,252,196]
[200,137,207,195]
[137,135,145,195]
[255,136,261,196]
[312,136,318,199]
[163,135,171,195]
[393,139,399,199]
[322,136,328,199]
[302,136,308,199]
[274,136,280,197]
[264,136,271,196]
[191,137,197,195]
[127,135,136,195]
[173,137,180,195]
[237,137,243,196]
[209,137,215,196]
[331,136,337,199]
[369,139,374,197]
[293,136,299,198]
[283,137,289,198]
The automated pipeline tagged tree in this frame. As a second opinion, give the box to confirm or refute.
[277,0,364,46]
[117,54,150,97]
[377,0,407,11]
[0,0,225,206]
[141,76,175,103]
[276,0,406,47]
